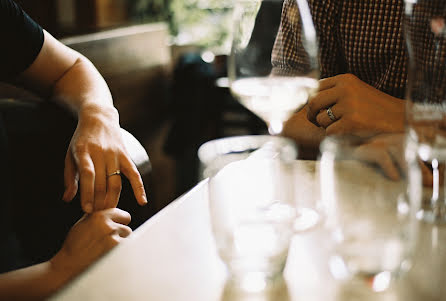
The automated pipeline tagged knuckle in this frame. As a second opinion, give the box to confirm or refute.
[89,212,106,225]
[316,113,324,126]
[73,142,88,154]
[306,100,316,113]
[342,73,357,82]
[106,235,121,248]
[80,167,95,178]
[109,184,122,196]
[95,184,107,194]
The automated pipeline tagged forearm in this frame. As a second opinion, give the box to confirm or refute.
[0,261,70,301]
[51,56,117,118]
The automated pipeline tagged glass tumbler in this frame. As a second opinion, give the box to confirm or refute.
[406,138,446,223]
[404,0,446,222]
[198,135,297,291]
[319,135,419,291]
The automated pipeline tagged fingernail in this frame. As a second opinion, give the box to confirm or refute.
[142,195,148,204]
[84,203,93,213]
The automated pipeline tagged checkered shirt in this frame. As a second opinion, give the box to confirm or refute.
[272,0,409,99]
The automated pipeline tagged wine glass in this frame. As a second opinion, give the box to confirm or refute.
[228,0,319,135]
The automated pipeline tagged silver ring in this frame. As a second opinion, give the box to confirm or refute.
[327,106,336,121]
[107,170,121,178]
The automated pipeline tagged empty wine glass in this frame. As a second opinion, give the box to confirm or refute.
[228,0,319,135]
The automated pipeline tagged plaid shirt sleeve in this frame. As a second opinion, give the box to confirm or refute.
[271,0,310,76]
[271,0,344,78]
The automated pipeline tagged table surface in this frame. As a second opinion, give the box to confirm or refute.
[50,161,446,301]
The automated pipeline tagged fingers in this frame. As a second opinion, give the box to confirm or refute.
[63,150,79,202]
[354,145,401,181]
[375,152,401,181]
[78,153,95,213]
[104,171,122,209]
[103,153,122,210]
[104,208,132,225]
[92,152,107,211]
[318,76,338,91]
[316,104,342,128]
[115,224,132,238]
[120,154,148,206]
[307,88,340,123]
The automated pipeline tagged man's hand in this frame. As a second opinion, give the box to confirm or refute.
[50,208,132,279]
[307,74,405,137]
[282,106,326,158]
[62,105,147,213]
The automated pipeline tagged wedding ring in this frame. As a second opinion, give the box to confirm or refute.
[107,170,121,178]
[327,106,336,121]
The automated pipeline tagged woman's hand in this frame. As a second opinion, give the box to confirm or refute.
[62,105,147,213]
[353,134,406,181]
[50,208,132,281]
[307,74,405,137]
[352,134,434,186]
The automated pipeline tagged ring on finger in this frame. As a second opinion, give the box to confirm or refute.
[107,170,121,178]
[327,106,337,121]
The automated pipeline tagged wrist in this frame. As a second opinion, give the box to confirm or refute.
[78,104,120,124]
[49,251,77,286]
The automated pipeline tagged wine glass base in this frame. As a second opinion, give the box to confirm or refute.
[293,208,320,232]
[416,209,446,224]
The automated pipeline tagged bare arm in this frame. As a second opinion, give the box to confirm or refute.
[15,30,147,213]
[0,208,132,300]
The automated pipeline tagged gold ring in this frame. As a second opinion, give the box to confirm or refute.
[107,170,121,178]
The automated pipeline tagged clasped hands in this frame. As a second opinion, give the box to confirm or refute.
[306,73,405,137]
[283,73,411,181]
[294,73,437,185]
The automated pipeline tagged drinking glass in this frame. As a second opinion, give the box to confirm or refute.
[404,0,446,223]
[228,0,319,135]
[319,135,419,291]
[198,135,297,292]
[405,138,446,223]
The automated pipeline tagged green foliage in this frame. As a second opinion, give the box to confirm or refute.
[128,0,234,53]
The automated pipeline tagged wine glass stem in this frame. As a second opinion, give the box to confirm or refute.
[268,120,283,135]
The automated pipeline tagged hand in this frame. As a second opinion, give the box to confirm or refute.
[307,74,405,137]
[50,208,132,280]
[352,134,434,186]
[62,106,147,213]
[353,134,406,181]
[282,107,326,159]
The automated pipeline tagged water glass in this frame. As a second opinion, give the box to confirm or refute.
[198,135,297,291]
[404,0,446,145]
[319,135,418,291]
[406,138,446,223]
[404,0,446,223]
